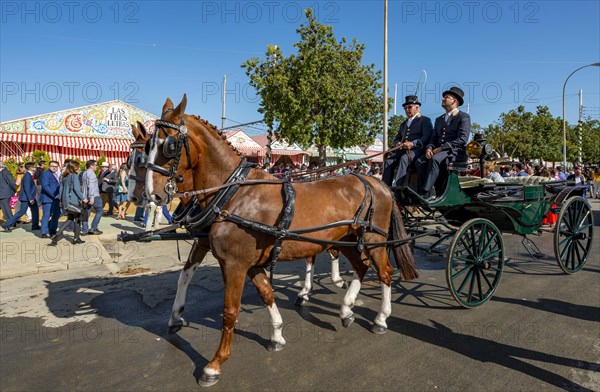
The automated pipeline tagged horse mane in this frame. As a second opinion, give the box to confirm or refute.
[190,115,243,157]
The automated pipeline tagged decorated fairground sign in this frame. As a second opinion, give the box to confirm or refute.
[365,136,384,152]
[0,100,157,139]
[225,130,264,155]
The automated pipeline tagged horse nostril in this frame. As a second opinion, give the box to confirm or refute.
[153,194,162,204]
[131,196,138,203]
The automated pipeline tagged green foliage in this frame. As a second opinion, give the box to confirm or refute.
[579,118,600,165]
[23,150,50,165]
[242,8,384,164]
[483,105,600,165]
[387,114,406,148]
[4,158,20,178]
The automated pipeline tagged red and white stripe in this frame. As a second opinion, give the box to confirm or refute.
[0,132,132,165]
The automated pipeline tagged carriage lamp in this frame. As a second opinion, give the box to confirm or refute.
[466,133,493,159]
[466,133,494,178]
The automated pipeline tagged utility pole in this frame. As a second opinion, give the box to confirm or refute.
[383,0,389,159]
[221,74,227,130]
[393,83,397,116]
[578,89,583,166]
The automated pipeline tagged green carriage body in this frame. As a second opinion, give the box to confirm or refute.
[398,171,593,308]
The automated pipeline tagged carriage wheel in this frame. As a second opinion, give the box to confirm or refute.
[554,196,593,274]
[446,218,504,308]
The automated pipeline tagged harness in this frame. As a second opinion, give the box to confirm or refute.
[147,116,403,274]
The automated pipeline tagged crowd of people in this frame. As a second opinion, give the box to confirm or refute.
[0,158,174,245]
[483,159,600,197]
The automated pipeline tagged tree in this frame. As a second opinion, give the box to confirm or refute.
[243,9,384,164]
[530,106,562,163]
[484,106,534,160]
[580,118,600,164]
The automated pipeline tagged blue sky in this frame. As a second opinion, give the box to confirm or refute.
[1,0,599,134]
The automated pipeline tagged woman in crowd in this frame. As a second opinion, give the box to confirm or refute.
[49,161,87,246]
[116,163,130,219]
[484,162,505,182]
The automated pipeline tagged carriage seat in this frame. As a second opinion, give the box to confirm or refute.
[503,176,554,185]
[458,175,494,188]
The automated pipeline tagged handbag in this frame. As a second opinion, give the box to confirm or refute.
[9,195,18,208]
[64,175,82,214]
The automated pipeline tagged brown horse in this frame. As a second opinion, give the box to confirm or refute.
[126,123,346,336]
[145,95,416,386]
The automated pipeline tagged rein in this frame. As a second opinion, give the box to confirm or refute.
[172,145,403,199]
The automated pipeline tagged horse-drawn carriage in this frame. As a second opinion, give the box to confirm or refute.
[118,95,593,386]
[394,160,593,308]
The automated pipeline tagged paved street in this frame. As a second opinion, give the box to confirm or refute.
[1,200,599,391]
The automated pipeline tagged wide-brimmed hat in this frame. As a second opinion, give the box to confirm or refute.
[100,162,109,167]
[402,95,421,107]
[442,86,465,106]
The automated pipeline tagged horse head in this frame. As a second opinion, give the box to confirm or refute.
[127,121,151,206]
[145,94,243,205]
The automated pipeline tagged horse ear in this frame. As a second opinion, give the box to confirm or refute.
[131,122,140,139]
[162,97,174,116]
[172,94,187,120]
[137,121,147,139]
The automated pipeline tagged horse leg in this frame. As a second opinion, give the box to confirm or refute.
[168,240,210,334]
[365,245,394,335]
[295,257,315,306]
[338,247,369,328]
[248,267,286,352]
[328,248,347,288]
[200,266,246,387]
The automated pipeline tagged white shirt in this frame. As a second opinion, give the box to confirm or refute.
[406,113,419,128]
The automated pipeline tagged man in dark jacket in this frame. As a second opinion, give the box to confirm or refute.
[2,162,40,231]
[99,164,118,215]
[382,95,433,188]
[39,160,62,238]
[0,161,17,225]
[419,87,471,200]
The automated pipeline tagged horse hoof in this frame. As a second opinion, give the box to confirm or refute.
[332,279,347,289]
[341,316,355,328]
[168,324,182,335]
[168,318,185,334]
[267,341,285,352]
[294,297,309,306]
[198,373,220,387]
[371,324,387,335]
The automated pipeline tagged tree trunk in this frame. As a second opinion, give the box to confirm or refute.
[318,145,327,167]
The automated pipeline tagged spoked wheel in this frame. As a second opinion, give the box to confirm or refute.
[554,196,593,274]
[447,218,504,308]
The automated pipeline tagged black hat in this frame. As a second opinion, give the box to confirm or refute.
[402,95,421,107]
[442,86,465,106]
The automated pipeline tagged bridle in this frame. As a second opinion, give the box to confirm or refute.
[127,141,148,183]
[146,114,193,198]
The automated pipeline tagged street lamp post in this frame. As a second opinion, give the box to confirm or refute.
[562,62,600,169]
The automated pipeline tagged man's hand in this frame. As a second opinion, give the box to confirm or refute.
[425,149,433,159]
[89,198,94,205]
[402,141,413,150]
[29,200,35,205]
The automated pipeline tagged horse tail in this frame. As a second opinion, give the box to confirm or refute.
[390,202,419,281]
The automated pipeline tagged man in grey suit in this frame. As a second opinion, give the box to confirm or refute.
[0,161,17,225]
[81,160,104,235]
[419,87,471,200]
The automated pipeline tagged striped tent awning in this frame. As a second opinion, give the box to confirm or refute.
[0,132,132,152]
